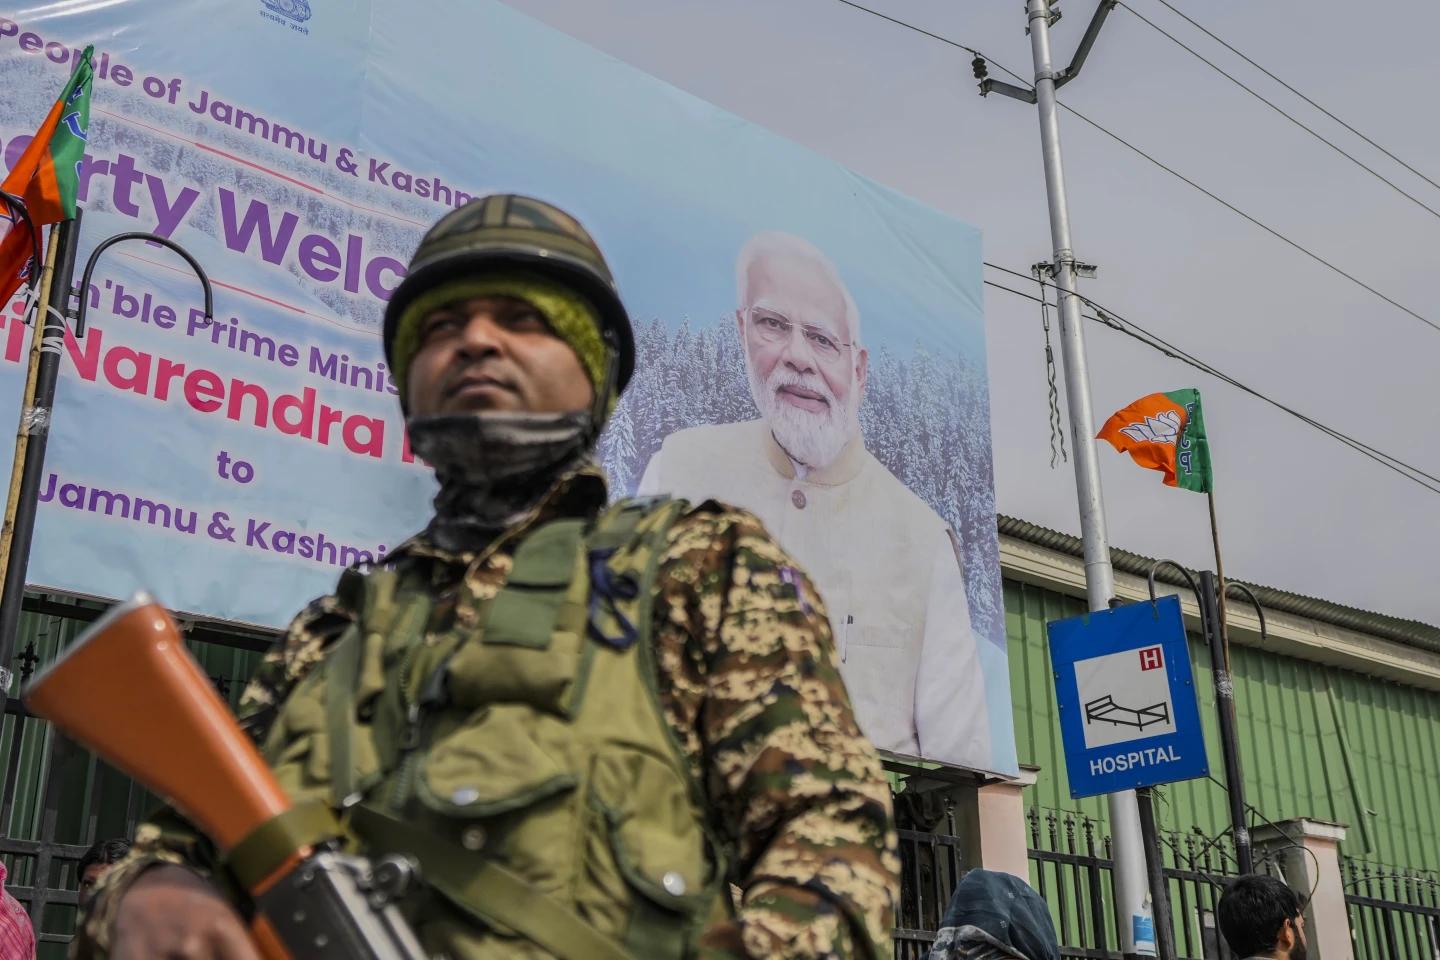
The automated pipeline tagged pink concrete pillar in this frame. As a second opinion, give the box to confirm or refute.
[973,765,1040,880]
[1251,818,1352,960]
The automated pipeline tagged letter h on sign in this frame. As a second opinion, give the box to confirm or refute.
[1138,646,1164,671]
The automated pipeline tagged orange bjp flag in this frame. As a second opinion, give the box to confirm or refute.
[1097,389,1213,492]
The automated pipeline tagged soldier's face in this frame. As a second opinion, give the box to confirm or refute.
[406,295,594,417]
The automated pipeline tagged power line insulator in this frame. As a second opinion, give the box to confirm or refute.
[972,55,989,81]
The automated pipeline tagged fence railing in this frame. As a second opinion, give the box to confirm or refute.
[1345,858,1440,960]
[893,803,1256,960]
[1028,808,1117,959]
[1028,808,1269,960]
[893,796,966,959]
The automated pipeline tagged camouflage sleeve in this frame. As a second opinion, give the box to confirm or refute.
[235,593,357,740]
[656,505,900,959]
[68,594,356,960]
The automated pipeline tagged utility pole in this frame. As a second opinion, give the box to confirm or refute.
[979,1,1156,956]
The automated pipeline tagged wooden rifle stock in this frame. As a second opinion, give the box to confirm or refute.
[24,594,289,849]
[24,594,295,958]
[25,594,429,960]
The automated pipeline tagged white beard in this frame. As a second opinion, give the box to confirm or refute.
[746,360,857,469]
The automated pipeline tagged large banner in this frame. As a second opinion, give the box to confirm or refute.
[0,0,1015,774]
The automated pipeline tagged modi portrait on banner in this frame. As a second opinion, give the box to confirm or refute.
[638,232,991,769]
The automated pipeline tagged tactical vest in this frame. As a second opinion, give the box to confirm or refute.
[256,498,730,959]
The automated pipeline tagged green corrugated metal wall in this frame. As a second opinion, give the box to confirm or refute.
[1007,579,1440,871]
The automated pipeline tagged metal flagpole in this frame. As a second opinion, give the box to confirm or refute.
[1205,481,1252,873]
[1199,569,1253,874]
[982,1,1154,954]
[1207,490,1230,668]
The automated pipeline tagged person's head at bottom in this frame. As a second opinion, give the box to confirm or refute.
[78,838,131,911]
[1217,874,1308,960]
[928,868,1060,960]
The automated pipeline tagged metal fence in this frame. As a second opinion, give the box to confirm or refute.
[1026,808,1263,960]
[1345,859,1440,960]
[2,650,90,952]
[1,640,163,955]
[891,802,1258,960]
[0,597,267,957]
[893,795,967,959]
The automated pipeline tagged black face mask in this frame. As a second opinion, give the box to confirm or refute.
[406,409,593,553]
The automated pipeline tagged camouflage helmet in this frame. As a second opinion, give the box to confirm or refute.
[383,194,635,401]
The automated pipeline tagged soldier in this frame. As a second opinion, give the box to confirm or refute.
[76,194,899,959]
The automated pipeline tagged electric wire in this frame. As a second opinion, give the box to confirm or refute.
[831,0,1440,491]
[1204,773,1323,903]
[1147,0,1440,196]
[1118,1,1440,223]
[1053,102,1440,336]
[980,268,1440,495]
[1055,102,1440,337]
[825,0,1440,335]
[984,263,1440,492]
[832,0,983,56]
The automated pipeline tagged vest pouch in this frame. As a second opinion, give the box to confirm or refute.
[416,704,579,894]
[267,651,389,807]
[447,523,593,717]
[262,671,334,805]
[582,748,714,947]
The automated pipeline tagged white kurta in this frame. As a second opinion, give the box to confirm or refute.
[638,419,991,770]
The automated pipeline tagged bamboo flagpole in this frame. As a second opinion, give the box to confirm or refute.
[0,230,58,593]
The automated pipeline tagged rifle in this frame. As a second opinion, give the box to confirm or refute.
[24,594,430,959]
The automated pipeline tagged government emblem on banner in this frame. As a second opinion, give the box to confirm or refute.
[261,0,312,25]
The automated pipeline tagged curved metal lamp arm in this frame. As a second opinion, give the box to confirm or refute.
[1224,582,1267,644]
[1146,559,1203,609]
[73,232,213,338]
[0,189,44,319]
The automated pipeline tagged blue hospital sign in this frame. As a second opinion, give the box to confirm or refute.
[1047,596,1208,798]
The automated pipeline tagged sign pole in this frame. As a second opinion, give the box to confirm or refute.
[1135,787,1178,960]
[0,213,82,693]
[1023,2,1153,953]
[1199,569,1253,873]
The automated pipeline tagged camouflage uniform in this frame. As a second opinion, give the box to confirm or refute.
[75,466,899,959]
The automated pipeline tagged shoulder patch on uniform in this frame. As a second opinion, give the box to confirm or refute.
[777,565,814,615]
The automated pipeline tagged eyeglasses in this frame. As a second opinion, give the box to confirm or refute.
[746,307,854,362]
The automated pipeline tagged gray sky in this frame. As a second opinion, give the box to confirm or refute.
[502,0,1440,626]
